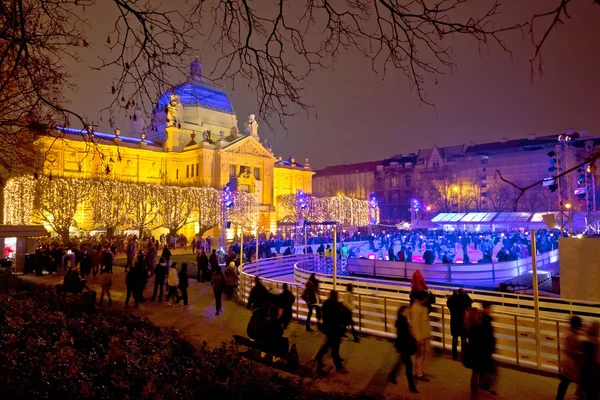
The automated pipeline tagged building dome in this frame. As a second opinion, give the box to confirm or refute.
[156,57,234,114]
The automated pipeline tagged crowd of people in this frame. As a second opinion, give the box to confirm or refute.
[40,228,597,399]
[380,229,559,264]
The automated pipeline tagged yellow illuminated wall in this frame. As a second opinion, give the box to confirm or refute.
[33,129,313,239]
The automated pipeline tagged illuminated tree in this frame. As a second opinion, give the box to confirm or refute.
[127,183,159,238]
[276,194,298,222]
[229,191,258,231]
[3,176,35,225]
[91,180,134,238]
[156,186,194,238]
[32,176,91,243]
[191,186,222,236]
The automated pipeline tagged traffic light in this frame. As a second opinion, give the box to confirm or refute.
[577,168,585,185]
[547,150,558,173]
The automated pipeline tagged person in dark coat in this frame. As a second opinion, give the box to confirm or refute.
[581,322,599,400]
[101,247,114,273]
[80,249,92,278]
[211,266,225,315]
[388,306,418,393]
[262,304,289,357]
[176,263,189,306]
[125,268,139,308]
[315,290,348,374]
[447,288,473,360]
[302,273,321,332]
[161,245,172,264]
[277,283,295,329]
[151,257,168,302]
[197,249,209,282]
[247,276,270,311]
[209,249,219,273]
[466,303,496,399]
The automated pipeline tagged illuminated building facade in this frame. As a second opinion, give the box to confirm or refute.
[30,58,313,238]
[312,161,380,200]
[315,132,600,225]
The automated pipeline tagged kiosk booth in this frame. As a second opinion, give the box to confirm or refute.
[0,225,49,273]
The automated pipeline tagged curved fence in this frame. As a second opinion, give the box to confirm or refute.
[239,253,600,375]
[346,250,559,283]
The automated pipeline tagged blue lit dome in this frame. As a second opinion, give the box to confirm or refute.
[156,57,234,114]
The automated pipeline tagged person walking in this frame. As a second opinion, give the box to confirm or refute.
[152,257,168,302]
[409,291,431,382]
[177,263,189,306]
[556,315,584,400]
[209,249,219,273]
[223,262,238,298]
[315,290,348,374]
[165,262,180,304]
[302,273,321,332]
[447,288,473,360]
[277,283,295,330]
[387,305,418,393]
[211,266,225,315]
[341,283,359,342]
[99,266,113,306]
[101,246,114,274]
[581,321,599,400]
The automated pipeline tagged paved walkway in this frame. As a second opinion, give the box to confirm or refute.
[23,269,575,399]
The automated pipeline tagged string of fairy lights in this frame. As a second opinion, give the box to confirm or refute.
[3,176,247,236]
[276,191,379,227]
[4,176,378,237]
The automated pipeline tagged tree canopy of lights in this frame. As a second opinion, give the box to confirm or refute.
[276,193,377,226]
[3,175,259,241]
[228,191,259,231]
[91,179,135,238]
[126,183,160,238]
[155,185,195,238]
[32,176,92,243]
[3,176,36,225]
[191,186,222,236]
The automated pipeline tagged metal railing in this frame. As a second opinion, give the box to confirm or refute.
[239,254,600,374]
[346,250,559,283]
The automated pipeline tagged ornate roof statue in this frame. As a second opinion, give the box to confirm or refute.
[244,114,259,137]
[190,56,203,81]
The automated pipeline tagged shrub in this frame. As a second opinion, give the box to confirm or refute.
[0,272,377,399]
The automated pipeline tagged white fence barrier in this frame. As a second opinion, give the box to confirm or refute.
[347,250,559,283]
[239,253,599,375]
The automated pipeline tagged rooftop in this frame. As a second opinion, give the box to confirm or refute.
[313,160,382,177]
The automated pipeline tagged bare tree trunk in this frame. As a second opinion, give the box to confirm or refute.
[58,229,70,245]
[106,226,115,239]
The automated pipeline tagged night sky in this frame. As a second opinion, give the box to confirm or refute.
[66,0,600,169]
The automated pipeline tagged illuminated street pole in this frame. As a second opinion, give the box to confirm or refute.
[333,223,337,291]
[255,226,259,261]
[530,229,542,369]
